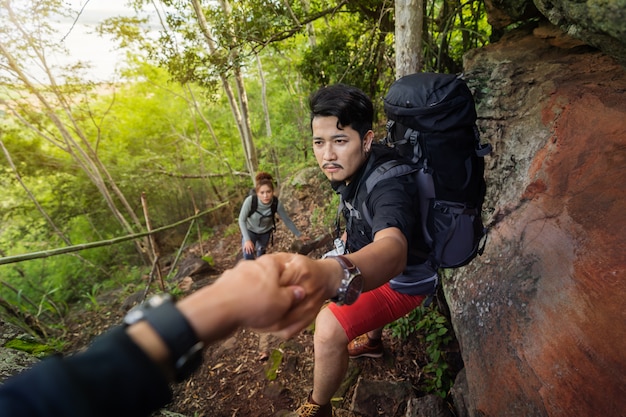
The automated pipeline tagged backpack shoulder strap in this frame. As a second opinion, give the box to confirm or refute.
[338,158,417,238]
[270,196,278,230]
[247,194,258,218]
[364,160,417,193]
[359,160,417,226]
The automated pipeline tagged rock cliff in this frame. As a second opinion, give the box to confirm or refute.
[447,20,626,417]
[484,0,626,64]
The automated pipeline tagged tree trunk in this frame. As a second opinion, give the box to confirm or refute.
[395,0,424,77]
[256,54,281,185]
[190,0,258,180]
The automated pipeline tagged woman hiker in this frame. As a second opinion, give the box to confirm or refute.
[238,171,305,260]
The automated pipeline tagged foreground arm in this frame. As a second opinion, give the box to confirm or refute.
[0,257,305,417]
[132,256,307,365]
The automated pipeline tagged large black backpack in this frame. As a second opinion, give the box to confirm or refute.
[382,72,492,269]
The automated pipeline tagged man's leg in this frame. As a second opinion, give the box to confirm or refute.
[290,284,425,416]
[367,328,383,340]
[310,306,349,406]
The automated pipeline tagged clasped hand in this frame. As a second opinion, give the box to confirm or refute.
[177,253,341,345]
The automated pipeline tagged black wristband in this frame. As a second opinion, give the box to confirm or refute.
[124,294,204,382]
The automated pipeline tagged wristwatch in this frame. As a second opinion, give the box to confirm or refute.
[327,255,363,306]
[124,293,204,382]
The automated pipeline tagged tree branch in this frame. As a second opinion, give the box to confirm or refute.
[0,202,229,266]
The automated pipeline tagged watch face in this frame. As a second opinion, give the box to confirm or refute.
[123,308,145,325]
[344,274,363,305]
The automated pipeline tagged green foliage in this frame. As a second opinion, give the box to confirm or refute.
[81,282,104,311]
[387,302,455,398]
[264,348,284,381]
[387,306,423,340]
[0,256,144,337]
[5,336,59,358]
[310,192,340,234]
[423,0,491,73]
[201,254,214,267]
[297,11,394,102]
[223,223,240,238]
[418,309,454,397]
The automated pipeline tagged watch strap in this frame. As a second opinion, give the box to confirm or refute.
[330,255,357,274]
[125,294,204,381]
[328,255,362,305]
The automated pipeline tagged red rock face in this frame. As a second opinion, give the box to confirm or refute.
[448,23,626,416]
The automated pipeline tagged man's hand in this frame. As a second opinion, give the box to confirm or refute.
[259,253,343,338]
[220,255,308,331]
[177,252,343,344]
[130,256,309,377]
[176,256,304,345]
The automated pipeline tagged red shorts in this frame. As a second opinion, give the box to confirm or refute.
[328,282,426,341]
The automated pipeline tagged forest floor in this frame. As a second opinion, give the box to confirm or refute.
[63,203,459,417]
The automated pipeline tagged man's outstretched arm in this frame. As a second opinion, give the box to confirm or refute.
[0,256,306,417]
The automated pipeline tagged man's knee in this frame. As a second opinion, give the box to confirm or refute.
[314,307,348,348]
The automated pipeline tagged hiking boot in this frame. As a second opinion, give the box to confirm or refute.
[287,394,333,417]
[347,334,383,358]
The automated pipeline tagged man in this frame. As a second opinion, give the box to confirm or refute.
[286,84,429,417]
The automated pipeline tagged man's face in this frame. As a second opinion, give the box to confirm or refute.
[312,116,373,184]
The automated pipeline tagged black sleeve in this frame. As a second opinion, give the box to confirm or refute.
[0,325,173,417]
[367,175,417,240]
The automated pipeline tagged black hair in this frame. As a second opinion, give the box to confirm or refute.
[308,84,373,140]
